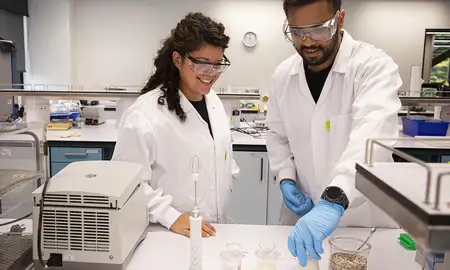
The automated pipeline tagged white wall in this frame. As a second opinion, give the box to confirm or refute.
[342,0,450,90]
[26,0,75,87]
[26,0,450,93]
[72,0,292,95]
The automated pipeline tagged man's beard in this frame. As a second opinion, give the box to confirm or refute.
[295,32,339,67]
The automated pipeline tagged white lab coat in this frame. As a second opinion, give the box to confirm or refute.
[266,30,402,228]
[112,88,240,229]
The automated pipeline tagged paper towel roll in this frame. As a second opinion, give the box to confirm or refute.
[409,65,423,97]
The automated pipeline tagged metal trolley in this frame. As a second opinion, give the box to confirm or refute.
[0,124,44,270]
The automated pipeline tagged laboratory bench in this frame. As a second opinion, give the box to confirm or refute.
[43,121,450,226]
[44,120,450,170]
[127,224,421,270]
[0,219,421,270]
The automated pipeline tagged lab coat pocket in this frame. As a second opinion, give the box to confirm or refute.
[329,113,352,166]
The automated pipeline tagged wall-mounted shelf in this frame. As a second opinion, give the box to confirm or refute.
[0,89,139,99]
[0,88,260,100]
[400,96,450,106]
[217,93,260,100]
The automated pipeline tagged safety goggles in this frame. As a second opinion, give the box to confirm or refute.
[180,51,231,74]
[283,11,340,42]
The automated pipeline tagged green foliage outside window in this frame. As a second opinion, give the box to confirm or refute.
[430,57,450,85]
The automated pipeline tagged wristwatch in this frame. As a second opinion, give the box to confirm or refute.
[321,186,349,210]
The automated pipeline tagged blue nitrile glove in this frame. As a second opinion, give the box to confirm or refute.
[280,180,314,216]
[288,200,344,267]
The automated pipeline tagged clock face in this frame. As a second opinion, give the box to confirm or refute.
[243,32,258,47]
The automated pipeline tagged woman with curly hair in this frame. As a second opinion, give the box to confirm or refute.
[113,12,239,238]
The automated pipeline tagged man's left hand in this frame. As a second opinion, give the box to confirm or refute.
[287,200,344,267]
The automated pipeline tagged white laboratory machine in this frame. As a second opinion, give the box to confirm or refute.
[32,160,150,270]
[355,138,450,269]
[81,105,106,125]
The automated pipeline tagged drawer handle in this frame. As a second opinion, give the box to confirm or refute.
[260,158,264,181]
[64,153,88,157]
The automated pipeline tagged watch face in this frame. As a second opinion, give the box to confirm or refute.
[326,187,342,200]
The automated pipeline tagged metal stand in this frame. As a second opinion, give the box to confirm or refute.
[357,138,450,270]
[0,129,43,270]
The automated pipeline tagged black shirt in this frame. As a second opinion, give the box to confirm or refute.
[190,97,214,138]
[304,60,333,103]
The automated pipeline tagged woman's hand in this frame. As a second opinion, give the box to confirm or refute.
[170,213,217,238]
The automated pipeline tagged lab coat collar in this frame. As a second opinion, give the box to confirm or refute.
[331,29,354,74]
[179,89,216,113]
[290,29,354,75]
[179,88,217,140]
[179,89,195,113]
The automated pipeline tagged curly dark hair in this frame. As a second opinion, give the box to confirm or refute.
[141,12,230,122]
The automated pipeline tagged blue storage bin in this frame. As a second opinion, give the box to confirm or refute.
[50,112,70,121]
[402,117,449,137]
[69,111,81,121]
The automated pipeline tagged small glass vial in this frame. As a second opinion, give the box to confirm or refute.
[329,236,371,270]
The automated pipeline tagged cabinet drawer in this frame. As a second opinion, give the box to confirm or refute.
[50,147,103,162]
[51,162,70,177]
[441,155,450,163]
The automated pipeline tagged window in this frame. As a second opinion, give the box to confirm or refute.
[430,34,450,84]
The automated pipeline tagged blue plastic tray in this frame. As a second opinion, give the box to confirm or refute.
[402,117,449,137]
[50,112,70,120]
[69,111,81,121]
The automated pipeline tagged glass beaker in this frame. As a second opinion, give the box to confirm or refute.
[255,244,280,270]
[329,236,371,270]
[220,249,243,270]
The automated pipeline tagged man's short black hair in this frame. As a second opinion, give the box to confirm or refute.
[283,0,342,15]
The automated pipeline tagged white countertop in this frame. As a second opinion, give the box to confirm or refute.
[45,120,267,145]
[46,120,119,142]
[0,219,33,234]
[0,124,46,143]
[44,120,450,150]
[127,224,421,270]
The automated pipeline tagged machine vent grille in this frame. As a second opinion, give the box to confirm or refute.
[43,194,110,207]
[42,209,110,252]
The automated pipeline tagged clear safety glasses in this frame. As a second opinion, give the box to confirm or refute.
[283,11,340,43]
[181,51,231,75]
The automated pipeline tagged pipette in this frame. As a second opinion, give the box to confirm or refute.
[189,155,202,270]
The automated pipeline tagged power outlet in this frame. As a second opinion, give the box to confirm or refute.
[38,105,49,112]
[35,104,51,123]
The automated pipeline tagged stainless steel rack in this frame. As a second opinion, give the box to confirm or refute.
[0,129,43,270]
